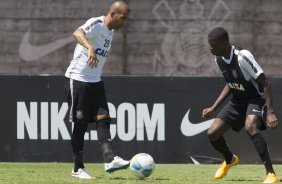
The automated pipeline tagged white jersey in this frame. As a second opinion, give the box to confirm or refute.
[65,16,114,83]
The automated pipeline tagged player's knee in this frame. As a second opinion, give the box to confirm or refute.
[207,122,222,141]
[71,123,88,141]
[96,118,111,144]
[207,128,218,141]
[244,121,259,136]
[245,126,259,136]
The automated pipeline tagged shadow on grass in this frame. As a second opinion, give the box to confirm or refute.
[226,178,263,182]
[109,177,170,181]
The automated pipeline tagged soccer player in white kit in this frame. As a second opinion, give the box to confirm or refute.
[65,1,130,179]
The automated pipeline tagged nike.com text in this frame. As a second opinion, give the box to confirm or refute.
[17,102,165,141]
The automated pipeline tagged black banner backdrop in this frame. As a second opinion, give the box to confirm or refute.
[0,76,281,163]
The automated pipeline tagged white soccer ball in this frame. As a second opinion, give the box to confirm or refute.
[130,153,155,179]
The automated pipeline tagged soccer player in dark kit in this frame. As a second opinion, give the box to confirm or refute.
[65,1,130,179]
[202,27,279,183]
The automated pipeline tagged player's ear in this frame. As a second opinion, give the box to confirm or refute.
[110,11,116,19]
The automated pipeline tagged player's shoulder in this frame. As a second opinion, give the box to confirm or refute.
[233,46,250,55]
[234,46,255,61]
[85,16,105,26]
[236,47,259,71]
[239,49,254,58]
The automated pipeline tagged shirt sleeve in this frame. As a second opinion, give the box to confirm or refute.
[238,50,264,79]
[80,18,100,38]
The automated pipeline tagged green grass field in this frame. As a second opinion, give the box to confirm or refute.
[0,162,281,184]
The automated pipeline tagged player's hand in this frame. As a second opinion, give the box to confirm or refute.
[266,112,278,129]
[87,47,99,68]
[202,107,214,118]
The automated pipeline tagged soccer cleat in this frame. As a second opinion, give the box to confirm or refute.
[263,173,280,183]
[214,155,239,179]
[71,168,94,179]
[105,156,130,173]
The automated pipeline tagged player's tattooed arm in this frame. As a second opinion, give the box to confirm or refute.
[256,74,278,129]
[72,28,99,68]
[202,84,231,118]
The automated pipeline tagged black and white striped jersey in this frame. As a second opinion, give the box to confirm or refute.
[215,46,264,102]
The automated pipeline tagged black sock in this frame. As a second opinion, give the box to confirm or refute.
[96,119,114,163]
[72,123,88,171]
[251,133,274,174]
[101,143,115,163]
[210,136,233,164]
[73,152,84,172]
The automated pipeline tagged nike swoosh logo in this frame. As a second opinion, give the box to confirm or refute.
[190,156,200,165]
[19,31,73,61]
[252,109,262,113]
[180,109,214,136]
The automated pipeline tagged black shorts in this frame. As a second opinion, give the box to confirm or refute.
[216,98,267,132]
[65,78,109,124]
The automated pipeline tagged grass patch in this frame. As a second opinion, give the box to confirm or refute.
[0,162,281,184]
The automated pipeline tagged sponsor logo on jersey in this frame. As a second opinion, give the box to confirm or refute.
[228,82,245,91]
[232,69,238,79]
[95,48,109,57]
